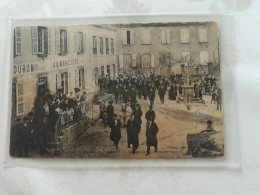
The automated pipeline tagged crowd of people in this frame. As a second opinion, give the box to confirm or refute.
[10,71,222,157]
[98,73,222,109]
[97,72,222,155]
[10,87,89,157]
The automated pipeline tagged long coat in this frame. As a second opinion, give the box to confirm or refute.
[146,123,159,146]
[109,118,121,141]
[106,104,114,125]
[126,119,140,148]
[134,109,143,126]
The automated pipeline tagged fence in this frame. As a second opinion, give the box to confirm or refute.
[53,102,92,142]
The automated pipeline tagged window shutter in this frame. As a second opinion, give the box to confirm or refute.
[31,26,38,54]
[132,54,136,67]
[81,69,85,88]
[48,28,51,54]
[166,29,170,44]
[15,27,22,55]
[67,30,70,53]
[161,29,166,44]
[199,28,207,42]
[151,53,155,67]
[122,31,127,45]
[75,70,79,88]
[55,29,60,54]
[119,54,124,68]
[16,83,24,116]
[181,29,189,43]
[74,32,78,53]
[143,30,150,44]
[83,33,87,53]
[56,74,61,89]
[130,30,134,44]
[200,51,209,65]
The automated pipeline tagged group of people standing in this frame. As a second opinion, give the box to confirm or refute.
[99,97,159,155]
[10,87,89,157]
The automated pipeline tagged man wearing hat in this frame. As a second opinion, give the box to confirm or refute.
[146,120,159,155]
[126,114,140,154]
[107,100,114,127]
[145,106,156,123]
[109,114,121,150]
[134,103,143,131]
[200,120,216,133]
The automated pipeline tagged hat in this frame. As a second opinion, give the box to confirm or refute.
[23,116,29,122]
[108,100,113,104]
[207,120,212,124]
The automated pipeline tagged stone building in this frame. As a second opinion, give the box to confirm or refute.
[12,25,119,118]
[111,22,219,78]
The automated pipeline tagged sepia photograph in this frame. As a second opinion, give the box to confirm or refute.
[9,22,224,159]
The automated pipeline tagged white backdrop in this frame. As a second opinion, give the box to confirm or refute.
[0,0,260,194]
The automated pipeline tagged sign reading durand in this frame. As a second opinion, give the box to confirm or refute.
[13,64,38,75]
[13,58,80,75]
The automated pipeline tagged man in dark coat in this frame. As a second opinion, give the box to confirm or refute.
[17,117,31,157]
[158,85,166,104]
[10,118,29,157]
[145,106,156,123]
[146,120,159,155]
[107,100,114,127]
[109,114,121,150]
[126,114,140,154]
[149,85,156,106]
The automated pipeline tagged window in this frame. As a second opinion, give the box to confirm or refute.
[161,29,170,44]
[181,28,189,43]
[106,65,110,78]
[199,28,208,43]
[123,54,132,68]
[100,37,103,54]
[132,54,136,67]
[74,32,84,53]
[143,30,151,45]
[122,30,134,45]
[56,72,68,94]
[32,26,51,55]
[106,38,109,54]
[101,66,104,77]
[93,36,97,54]
[200,51,209,65]
[112,64,115,79]
[142,54,151,68]
[55,29,69,55]
[14,27,22,56]
[182,52,191,66]
[76,69,85,88]
[16,83,24,116]
[111,38,114,54]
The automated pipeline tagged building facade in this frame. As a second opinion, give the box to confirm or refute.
[12,25,119,117]
[113,22,220,77]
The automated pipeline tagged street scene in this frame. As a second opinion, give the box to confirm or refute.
[9,22,224,159]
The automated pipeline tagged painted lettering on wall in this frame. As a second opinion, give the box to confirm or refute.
[51,58,79,69]
[13,64,38,74]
